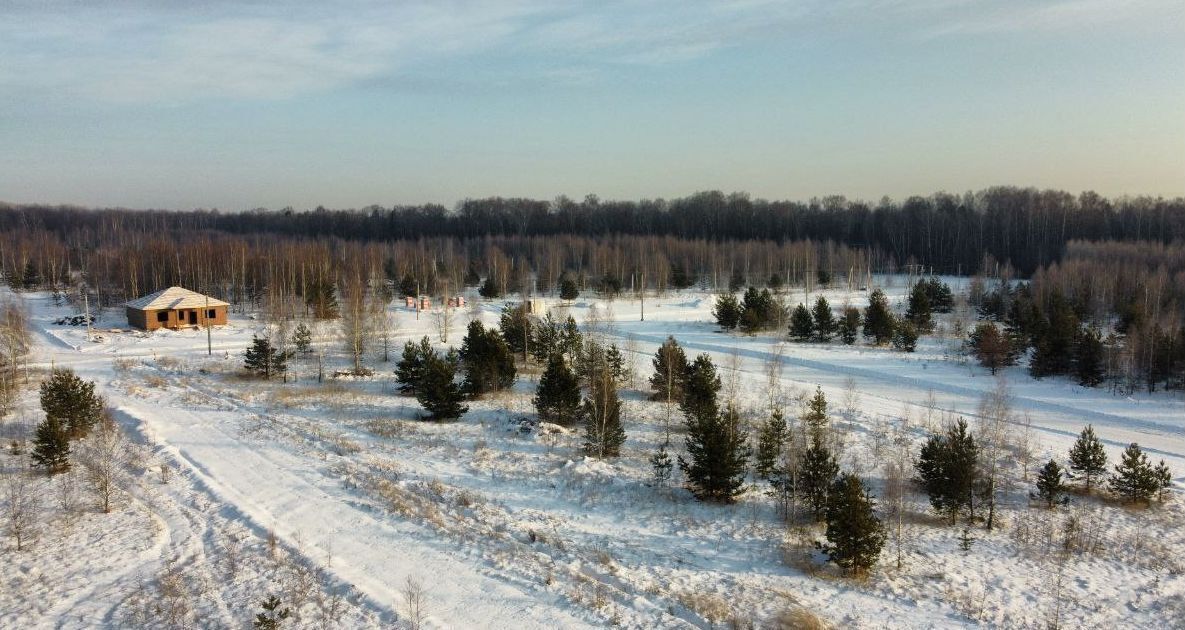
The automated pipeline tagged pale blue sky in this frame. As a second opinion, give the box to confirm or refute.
[1,0,1182,210]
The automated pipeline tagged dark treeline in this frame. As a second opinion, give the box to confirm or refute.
[3,186,1183,276]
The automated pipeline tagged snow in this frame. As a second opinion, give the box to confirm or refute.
[3,281,1184,628]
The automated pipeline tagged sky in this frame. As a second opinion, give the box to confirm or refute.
[1,0,1183,211]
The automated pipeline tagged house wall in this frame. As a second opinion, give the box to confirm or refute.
[127,305,228,331]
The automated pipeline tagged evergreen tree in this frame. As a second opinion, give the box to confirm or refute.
[40,368,104,438]
[822,473,886,576]
[1074,326,1105,387]
[679,354,721,423]
[1034,459,1067,508]
[415,349,468,420]
[739,287,781,332]
[20,260,40,290]
[755,408,788,481]
[395,337,431,394]
[863,289,895,345]
[838,306,862,345]
[811,297,836,341]
[304,277,339,319]
[670,264,696,290]
[559,316,584,364]
[650,441,674,487]
[923,278,955,313]
[799,434,839,519]
[728,269,745,292]
[1030,292,1079,378]
[1068,425,1108,492]
[293,322,313,355]
[713,293,742,330]
[559,278,579,301]
[915,419,979,524]
[582,363,625,458]
[1153,460,1173,502]
[789,304,814,341]
[604,343,628,385]
[253,595,291,629]
[891,321,918,353]
[243,336,288,380]
[498,303,531,359]
[31,416,70,475]
[649,336,688,402]
[905,282,933,332]
[529,313,562,364]
[458,320,516,396]
[678,405,749,502]
[1108,443,1161,505]
[478,277,501,299]
[803,386,828,434]
[398,273,418,297]
[968,322,1016,374]
[534,354,581,425]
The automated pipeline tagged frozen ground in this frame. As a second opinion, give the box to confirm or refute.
[2,280,1183,628]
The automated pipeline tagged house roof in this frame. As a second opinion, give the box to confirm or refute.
[126,286,229,310]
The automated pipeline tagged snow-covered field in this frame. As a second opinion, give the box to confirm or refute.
[3,281,1184,629]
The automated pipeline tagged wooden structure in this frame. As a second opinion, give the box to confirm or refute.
[125,286,228,331]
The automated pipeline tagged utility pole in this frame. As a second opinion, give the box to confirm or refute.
[640,271,645,322]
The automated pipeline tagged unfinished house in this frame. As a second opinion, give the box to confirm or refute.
[125,286,229,331]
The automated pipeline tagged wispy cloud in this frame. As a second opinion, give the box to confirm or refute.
[0,1,1177,104]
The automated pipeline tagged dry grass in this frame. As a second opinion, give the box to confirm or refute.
[771,606,830,630]
[677,591,732,625]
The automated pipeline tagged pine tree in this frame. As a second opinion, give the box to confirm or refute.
[678,405,750,502]
[40,368,104,438]
[1035,459,1067,508]
[838,307,862,345]
[713,293,742,330]
[799,434,839,519]
[31,416,70,475]
[478,277,501,299]
[822,473,886,576]
[20,260,40,290]
[803,386,828,434]
[739,287,781,332]
[916,419,979,524]
[498,303,532,359]
[415,349,468,420]
[559,277,579,301]
[811,297,836,342]
[863,289,895,345]
[649,336,688,402]
[398,273,418,297]
[905,282,933,332]
[604,344,628,384]
[755,408,787,481]
[582,363,625,458]
[529,313,562,364]
[679,354,721,424]
[395,337,431,394]
[253,595,291,629]
[1108,443,1160,505]
[891,320,919,353]
[923,278,955,313]
[789,304,814,341]
[534,354,581,425]
[559,316,583,364]
[969,322,1016,374]
[304,277,338,319]
[650,441,674,487]
[1030,292,1079,378]
[1153,460,1173,502]
[244,336,288,380]
[1074,326,1105,387]
[293,323,313,355]
[458,320,516,397]
[1068,425,1108,492]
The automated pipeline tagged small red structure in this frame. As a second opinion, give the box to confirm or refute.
[447,296,466,308]
[419,296,432,310]
[404,296,416,309]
